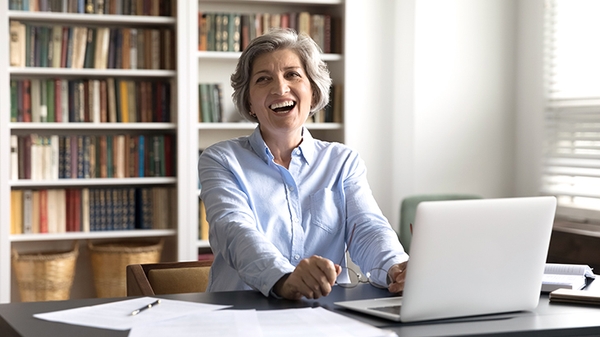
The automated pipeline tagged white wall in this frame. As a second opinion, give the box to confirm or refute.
[515,0,545,198]
[347,0,521,232]
[344,0,397,219]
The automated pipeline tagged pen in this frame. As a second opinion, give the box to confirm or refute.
[130,299,161,316]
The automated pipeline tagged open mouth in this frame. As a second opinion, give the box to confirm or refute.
[269,100,296,113]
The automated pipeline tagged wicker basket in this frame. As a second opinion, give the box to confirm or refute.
[88,240,163,298]
[11,243,79,302]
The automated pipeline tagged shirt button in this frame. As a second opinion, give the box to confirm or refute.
[294,255,300,260]
[288,185,295,192]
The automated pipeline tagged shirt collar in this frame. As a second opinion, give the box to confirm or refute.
[249,126,315,165]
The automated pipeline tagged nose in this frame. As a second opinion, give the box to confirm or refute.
[271,75,290,95]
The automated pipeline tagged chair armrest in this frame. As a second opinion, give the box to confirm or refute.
[126,264,155,296]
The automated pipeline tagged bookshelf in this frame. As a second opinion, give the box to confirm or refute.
[194,0,346,252]
[0,2,199,303]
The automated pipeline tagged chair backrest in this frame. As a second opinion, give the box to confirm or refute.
[399,194,482,254]
[126,260,213,296]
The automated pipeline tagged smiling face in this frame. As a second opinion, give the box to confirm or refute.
[248,49,314,140]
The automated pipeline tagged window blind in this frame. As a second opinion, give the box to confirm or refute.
[543,0,600,220]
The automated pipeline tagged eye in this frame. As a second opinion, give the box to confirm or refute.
[286,71,301,79]
[255,76,270,84]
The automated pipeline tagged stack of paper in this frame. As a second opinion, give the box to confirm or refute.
[33,297,397,337]
[542,263,595,293]
[128,307,397,337]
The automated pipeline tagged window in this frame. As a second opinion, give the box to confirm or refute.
[543,0,600,221]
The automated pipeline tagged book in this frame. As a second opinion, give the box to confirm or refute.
[22,79,31,122]
[60,79,69,122]
[9,21,26,67]
[130,28,138,69]
[549,288,600,306]
[542,263,595,293]
[71,26,88,69]
[107,78,118,122]
[10,135,18,181]
[198,12,207,51]
[121,28,130,69]
[38,26,50,67]
[35,79,45,122]
[51,25,62,68]
[150,29,160,69]
[56,189,67,233]
[83,27,96,68]
[82,188,90,232]
[46,79,55,122]
[10,80,17,122]
[50,135,59,179]
[199,83,212,123]
[39,189,48,233]
[22,190,33,234]
[54,79,62,122]
[47,189,58,233]
[31,190,40,233]
[10,190,23,235]
[94,27,110,69]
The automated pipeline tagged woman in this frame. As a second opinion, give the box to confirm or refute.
[198,29,408,300]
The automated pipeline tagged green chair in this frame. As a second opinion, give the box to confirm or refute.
[399,194,482,254]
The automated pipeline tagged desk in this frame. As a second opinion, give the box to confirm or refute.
[1,281,600,337]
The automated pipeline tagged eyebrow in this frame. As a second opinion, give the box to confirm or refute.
[252,65,303,76]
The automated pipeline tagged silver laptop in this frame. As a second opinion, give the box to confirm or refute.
[335,196,557,322]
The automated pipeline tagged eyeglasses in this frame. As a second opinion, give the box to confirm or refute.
[336,266,388,289]
[335,223,389,289]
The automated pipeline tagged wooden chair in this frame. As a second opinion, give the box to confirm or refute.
[126,260,213,296]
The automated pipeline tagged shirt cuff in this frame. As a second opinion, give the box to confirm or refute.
[268,272,291,299]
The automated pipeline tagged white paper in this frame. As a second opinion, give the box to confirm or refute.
[128,307,397,337]
[128,309,263,337]
[34,297,231,330]
[257,307,397,337]
[544,263,595,278]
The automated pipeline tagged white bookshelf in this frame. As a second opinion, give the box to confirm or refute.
[0,3,199,303]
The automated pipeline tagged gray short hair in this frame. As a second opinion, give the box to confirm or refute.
[231,28,332,123]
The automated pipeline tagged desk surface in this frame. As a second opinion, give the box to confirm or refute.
[1,281,600,337]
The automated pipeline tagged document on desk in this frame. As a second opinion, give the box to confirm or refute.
[128,307,397,337]
[34,297,231,330]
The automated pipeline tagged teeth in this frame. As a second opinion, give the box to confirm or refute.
[270,101,295,110]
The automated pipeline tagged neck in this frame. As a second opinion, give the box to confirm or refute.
[260,127,303,169]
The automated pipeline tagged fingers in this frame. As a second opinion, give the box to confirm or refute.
[387,261,408,294]
[281,255,338,300]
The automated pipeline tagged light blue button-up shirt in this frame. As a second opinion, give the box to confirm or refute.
[198,127,408,296]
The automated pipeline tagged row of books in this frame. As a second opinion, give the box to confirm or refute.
[8,0,175,16]
[11,134,175,180]
[197,83,343,124]
[9,21,175,70]
[198,12,340,54]
[198,83,223,123]
[9,186,175,235]
[10,78,172,123]
[307,84,343,124]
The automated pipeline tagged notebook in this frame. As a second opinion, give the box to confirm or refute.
[335,196,557,323]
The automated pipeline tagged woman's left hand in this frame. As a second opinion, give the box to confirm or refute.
[387,261,408,293]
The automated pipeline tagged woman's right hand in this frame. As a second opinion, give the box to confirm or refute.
[274,255,342,300]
